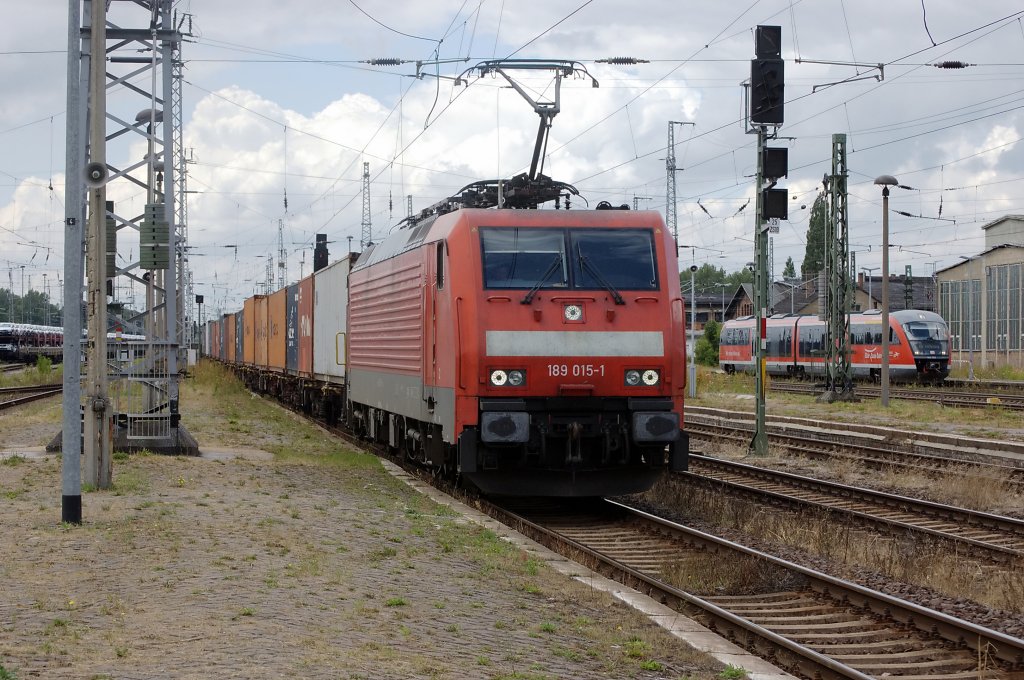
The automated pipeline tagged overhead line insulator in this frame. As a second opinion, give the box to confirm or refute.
[364,58,405,66]
[596,57,649,65]
[932,61,972,69]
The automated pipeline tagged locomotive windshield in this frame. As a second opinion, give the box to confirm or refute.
[903,320,949,355]
[481,227,658,291]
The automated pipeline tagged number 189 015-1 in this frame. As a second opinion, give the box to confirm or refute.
[547,363,605,378]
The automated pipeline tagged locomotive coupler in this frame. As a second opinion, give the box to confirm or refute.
[565,422,583,464]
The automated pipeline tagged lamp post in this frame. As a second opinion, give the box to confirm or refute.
[874,175,898,407]
[861,266,879,309]
[716,282,730,322]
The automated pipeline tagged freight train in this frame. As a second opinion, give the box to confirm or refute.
[206,196,690,496]
[718,309,951,382]
[0,322,147,364]
[0,323,65,363]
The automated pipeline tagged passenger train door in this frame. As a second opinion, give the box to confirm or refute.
[422,241,444,417]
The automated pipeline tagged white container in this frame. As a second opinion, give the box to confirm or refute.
[312,255,352,383]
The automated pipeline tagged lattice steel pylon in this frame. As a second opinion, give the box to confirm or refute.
[821,133,854,400]
[66,0,197,456]
[361,162,371,248]
[665,121,694,245]
[173,12,193,353]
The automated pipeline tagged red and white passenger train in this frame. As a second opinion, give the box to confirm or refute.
[719,309,951,383]
[207,196,690,496]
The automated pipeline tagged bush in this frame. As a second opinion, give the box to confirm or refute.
[694,319,721,366]
[35,355,53,376]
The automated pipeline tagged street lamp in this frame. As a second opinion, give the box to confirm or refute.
[716,282,730,322]
[774,280,798,314]
[861,267,879,309]
[874,174,898,407]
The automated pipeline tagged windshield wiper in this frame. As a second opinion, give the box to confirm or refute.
[521,255,563,304]
[578,247,624,305]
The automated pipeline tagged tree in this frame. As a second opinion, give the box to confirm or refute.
[783,256,796,279]
[801,192,828,277]
[694,319,721,366]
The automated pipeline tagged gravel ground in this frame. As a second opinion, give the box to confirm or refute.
[0,380,723,680]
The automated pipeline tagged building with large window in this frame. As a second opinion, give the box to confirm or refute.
[936,215,1024,370]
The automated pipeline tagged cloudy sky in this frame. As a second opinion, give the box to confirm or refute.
[2,1,1023,316]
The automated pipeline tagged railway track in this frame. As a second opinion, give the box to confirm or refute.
[493,498,1024,679]
[684,454,1024,563]
[771,380,1024,410]
[685,407,1024,489]
[0,384,63,411]
[260,384,1024,678]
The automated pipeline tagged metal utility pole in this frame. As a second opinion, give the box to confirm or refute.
[874,175,899,407]
[61,0,87,523]
[65,0,195,471]
[665,121,694,244]
[83,0,112,489]
[751,125,771,456]
[820,134,853,401]
[747,25,786,456]
[361,162,371,248]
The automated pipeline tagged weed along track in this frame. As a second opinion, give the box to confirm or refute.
[683,454,1024,563]
[490,498,1024,680]
[768,380,1024,411]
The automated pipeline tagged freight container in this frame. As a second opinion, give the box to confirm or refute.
[220,316,227,360]
[268,288,287,371]
[297,275,314,377]
[235,309,244,363]
[313,255,351,384]
[208,320,220,360]
[224,312,236,364]
[285,283,299,373]
[254,294,269,368]
[243,297,256,365]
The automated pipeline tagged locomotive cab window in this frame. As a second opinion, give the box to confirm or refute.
[480,226,658,291]
[571,229,658,290]
[481,228,567,289]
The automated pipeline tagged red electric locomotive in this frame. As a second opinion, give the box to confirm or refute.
[719,309,951,383]
[347,201,689,496]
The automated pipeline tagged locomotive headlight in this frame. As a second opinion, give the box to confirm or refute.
[624,370,642,386]
[490,369,525,387]
[641,369,660,386]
